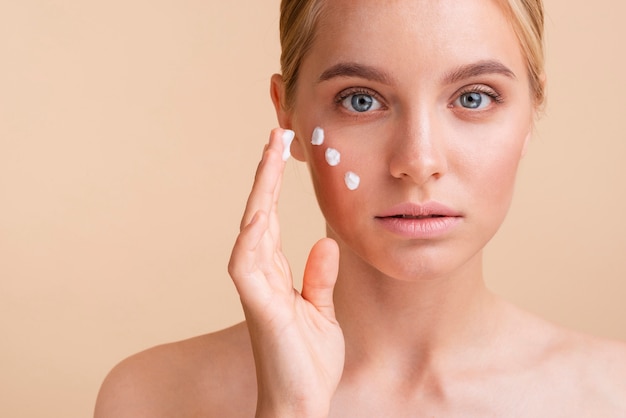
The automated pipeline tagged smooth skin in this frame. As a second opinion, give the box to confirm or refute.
[95,0,626,417]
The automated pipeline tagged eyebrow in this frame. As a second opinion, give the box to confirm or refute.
[442,60,516,84]
[317,62,393,84]
[317,59,516,86]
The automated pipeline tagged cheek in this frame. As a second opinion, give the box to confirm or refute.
[305,125,372,195]
[479,153,520,202]
[462,124,527,217]
[458,111,528,178]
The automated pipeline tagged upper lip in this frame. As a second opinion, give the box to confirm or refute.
[375,202,462,219]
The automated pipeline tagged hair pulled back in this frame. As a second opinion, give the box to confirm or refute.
[278,0,545,108]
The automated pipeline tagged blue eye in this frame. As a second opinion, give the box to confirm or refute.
[341,93,382,113]
[456,91,495,110]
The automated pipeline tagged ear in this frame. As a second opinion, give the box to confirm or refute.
[270,74,306,161]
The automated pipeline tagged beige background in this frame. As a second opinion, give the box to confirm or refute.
[1,0,624,416]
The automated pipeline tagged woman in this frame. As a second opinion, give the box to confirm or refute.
[95,0,626,416]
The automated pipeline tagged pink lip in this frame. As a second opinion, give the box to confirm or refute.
[374,202,462,239]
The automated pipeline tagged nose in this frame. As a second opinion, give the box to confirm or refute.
[388,111,448,185]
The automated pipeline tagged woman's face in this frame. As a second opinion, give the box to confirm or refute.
[278,0,536,281]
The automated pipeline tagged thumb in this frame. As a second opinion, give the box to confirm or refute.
[301,238,340,320]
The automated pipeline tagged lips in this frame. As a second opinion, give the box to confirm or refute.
[389,214,445,219]
[375,202,462,219]
[374,202,462,239]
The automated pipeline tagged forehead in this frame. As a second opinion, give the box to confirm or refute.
[306,0,524,82]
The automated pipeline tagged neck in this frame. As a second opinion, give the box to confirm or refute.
[332,245,501,377]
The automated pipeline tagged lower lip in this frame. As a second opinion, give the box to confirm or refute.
[375,216,462,239]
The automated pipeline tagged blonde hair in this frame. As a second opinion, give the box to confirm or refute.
[278,0,326,109]
[497,0,546,107]
[278,0,545,108]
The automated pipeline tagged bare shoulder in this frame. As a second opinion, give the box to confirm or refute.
[563,329,626,408]
[94,322,257,418]
[494,301,626,416]
[529,315,626,415]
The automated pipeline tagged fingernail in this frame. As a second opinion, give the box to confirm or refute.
[282,129,295,161]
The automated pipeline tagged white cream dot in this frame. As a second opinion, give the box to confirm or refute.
[311,127,324,145]
[344,171,360,190]
[325,148,341,166]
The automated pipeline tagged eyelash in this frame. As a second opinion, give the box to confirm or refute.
[334,87,384,107]
[456,85,504,105]
[332,85,504,111]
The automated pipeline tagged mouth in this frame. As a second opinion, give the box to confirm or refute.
[374,201,463,222]
[387,214,447,219]
[374,203,462,238]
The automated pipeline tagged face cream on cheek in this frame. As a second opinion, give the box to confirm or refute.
[344,171,360,191]
[311,126,358,190]
[311,127,324,145]
[325,148,341,166]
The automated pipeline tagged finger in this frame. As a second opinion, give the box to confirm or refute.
[229,209,294,301]
[240,129,293,232]
[228,210,271,302]
[301,238,340,320]
[265,128,295,244]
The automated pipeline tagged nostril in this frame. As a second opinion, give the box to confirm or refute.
[388,150,447,184]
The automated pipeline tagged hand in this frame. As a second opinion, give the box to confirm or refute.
[228,128,345,418]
